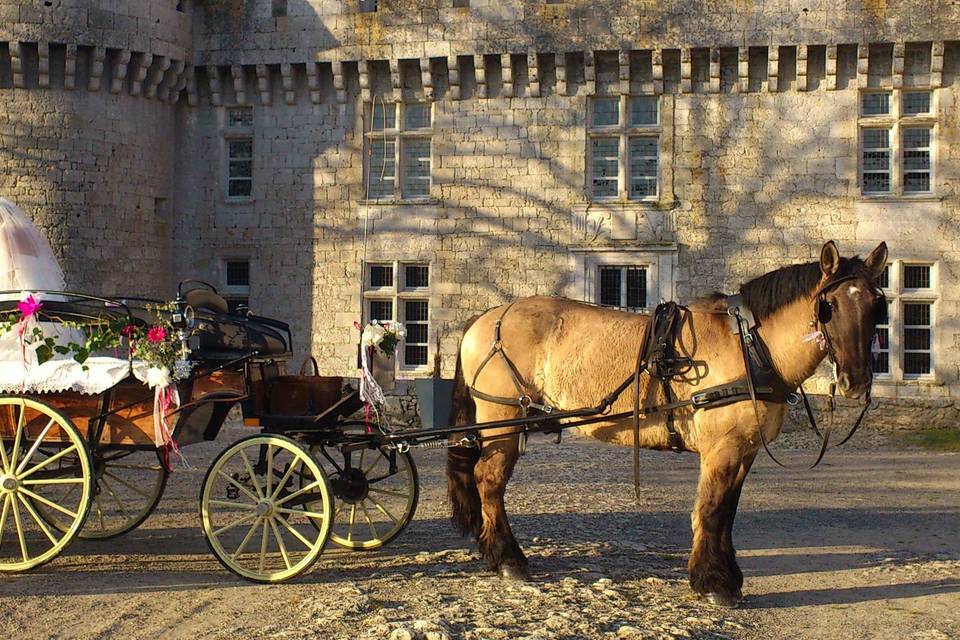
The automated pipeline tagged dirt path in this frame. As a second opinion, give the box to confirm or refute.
[1,426,957,639]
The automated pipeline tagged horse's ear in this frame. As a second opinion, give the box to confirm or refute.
[820,241,841,277]
[864,241,888,278]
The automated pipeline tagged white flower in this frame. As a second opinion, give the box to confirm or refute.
[361,323,386,347]
[145,366,172,389]
[390,322,406,338]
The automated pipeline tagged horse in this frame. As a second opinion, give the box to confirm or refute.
[446,240,887,607]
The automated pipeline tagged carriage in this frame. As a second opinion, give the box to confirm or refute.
[0,282,419,582]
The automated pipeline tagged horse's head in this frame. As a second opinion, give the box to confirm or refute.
[815,240,888,399]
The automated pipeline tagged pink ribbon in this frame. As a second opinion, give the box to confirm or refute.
[153,383,184,470]
[16,294,42,389]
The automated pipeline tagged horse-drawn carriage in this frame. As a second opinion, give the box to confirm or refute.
[0,282,418,582]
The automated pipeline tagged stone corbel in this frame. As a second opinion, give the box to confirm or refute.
[305,62,321,104]
[229,65,245,104]
[420,57,433,100]
[680,48,692,93]
[129,53,152,96]
[37,42,49,88]
[145,56,171,99]
[184,65,197,106]
[358,59,371,103]
[583,50,595,95]
[931,42,944,89]
[857,44,868,89]
[709,48,720,93]
[448,56,460,100]
[88,46,105,91]
[528,52,540,97]
[64,44,77,90]
[797,44,808,91]
[160,59,185,102]
[652,49,663,94]
[207,65,222,106]
[280,63,295,104]
[892,42,904,89]
[9,42,24,89]
[331,61,346,104]
[256,64,271,105]
[474,54,487,98]
[737,47,749,93]
[110,50,131,94]
[555,52,567,95]
[389,58,400,100]
[501,53,513,98]
[825,44,838,90]
[767,46,779,92]
[619,50,630,95]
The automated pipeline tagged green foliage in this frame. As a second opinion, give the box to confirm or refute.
[892,428,960,452]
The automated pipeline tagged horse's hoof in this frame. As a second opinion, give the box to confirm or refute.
[702,591,740,608]
[499,564,531,581]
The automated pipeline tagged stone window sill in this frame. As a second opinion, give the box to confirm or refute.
[360,198,439,206]
[856,194,942,203]
[223,197,254,205]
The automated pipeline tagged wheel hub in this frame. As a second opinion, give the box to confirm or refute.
[0,475,17,492]
[255,500,275,517]
[331,468,369,504]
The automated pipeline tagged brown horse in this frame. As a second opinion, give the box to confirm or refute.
[447,241,887,607]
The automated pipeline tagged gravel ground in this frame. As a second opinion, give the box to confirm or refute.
[0,421,957,640]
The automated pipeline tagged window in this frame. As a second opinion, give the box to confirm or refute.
[223,258,250,313]
[872,262,936,379]
[365,102,433,200]
[598,266,648,311]
[363,262,432,369]
[858,90,935,196]
[588,96,660,201]
[224,106,253,199]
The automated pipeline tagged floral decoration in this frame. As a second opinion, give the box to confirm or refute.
[359,320,406,357]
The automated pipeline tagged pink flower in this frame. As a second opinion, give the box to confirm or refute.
[147,326,167,344]
[121,324,137,338]
[18,294,41,319]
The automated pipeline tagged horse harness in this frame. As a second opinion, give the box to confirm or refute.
[467,275,877,471]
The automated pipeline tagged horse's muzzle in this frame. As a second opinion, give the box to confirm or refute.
[837,372,870,399]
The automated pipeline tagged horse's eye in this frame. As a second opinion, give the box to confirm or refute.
[817,299,833,324]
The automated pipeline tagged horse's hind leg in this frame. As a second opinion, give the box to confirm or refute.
[688,442,756,607]
[474,422,528,580]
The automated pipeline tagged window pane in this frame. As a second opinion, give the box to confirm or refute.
[904,150,930,171]
[903,265,931,289]
[630,96,658,126]
[629,136,658,199]
[904,351,931,375]
[625,267,647,308]
[369,264,393,288]
[599,267,621,306]
[226,260,250,287]
[404,265,429,288]
[904,171,931,192]
[402,138,431,198]
[592,98,619,127]
[228,107,253,128]
[876,264,890,288]
[862,150,890,171]
[862,172,890,193]
[226,298,249,314]
[903,91,932,115]
[368,300,392,322]
[904,327,931,350]
[875,301,889,325]
[404,103,431,129]
[591,137,619,198]
[872,351,889,374]
[228,139,252,158]
[372,102,396,130]
[405,344,428,366]
[903,302,931,325]
[406,322,428,343]
[367,139,396,198]
[862,92,891,116]
[404,300,428,322]
[862,129,889,148]
[903,127,931,149]
[228,180,252,197]
[229,160,252,178]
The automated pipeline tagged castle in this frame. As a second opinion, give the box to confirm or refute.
[0,0,958,426]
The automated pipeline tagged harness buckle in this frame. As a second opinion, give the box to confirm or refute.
[691,391,710,406]
[518,395,532,410]
[786,392,801,406]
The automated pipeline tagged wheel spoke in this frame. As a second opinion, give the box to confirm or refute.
[99,475,128,517]
[363,450,381,475]
[17,486,78,519]
[14,419,56,475]
[270,458,302,500]
[208,500,256,510]
[216,470,259,504]
[16,494,58,545]
[102,470,152,499]
[258,518,269,573]
[0,494,11,546]
[94,492,106,530]
[275,512,315,549]
[265,445,273,497]
[367,468,409,485]
[366,494,400,524]
[275,480,321,506]
[7,402,28,472]
[358,448,366,476]
[212,512,258,537]
[238,449,264,499]
[20,477,85,486]
[268,517,291,570]
[232,516,263,559]
[11,496,29,561]
[367,487,410,499]
[347,504,357,542]
[18,444,78,481]
[333,502,346,519]
[359,502,379,539]
[275,507,326,520]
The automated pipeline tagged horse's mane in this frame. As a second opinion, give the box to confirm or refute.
[738,257,869,320]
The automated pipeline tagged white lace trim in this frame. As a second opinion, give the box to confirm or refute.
[0,357,151,395]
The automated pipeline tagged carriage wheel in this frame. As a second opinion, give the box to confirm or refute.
[309,432,419,550]
[0,396,92,572]
[200,435,333,583]
[37,448,167,540]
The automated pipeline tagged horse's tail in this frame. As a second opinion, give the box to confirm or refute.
[447,314,482,539]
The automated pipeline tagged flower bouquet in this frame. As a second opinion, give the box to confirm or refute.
[360,320,406,357]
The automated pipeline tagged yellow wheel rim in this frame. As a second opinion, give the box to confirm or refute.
[38,449,167,540]
[0,396,92,572]
[201,435,333,583]
[311,444,418,551]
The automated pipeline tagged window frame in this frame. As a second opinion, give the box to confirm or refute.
[362,260,432,372]
[587,95,661,203]
[857,89,936,198]
[874,260,937,382]
[597,264,650,311]
[221,257,251,313]
[364,102,434,202]
[223,106,254,202]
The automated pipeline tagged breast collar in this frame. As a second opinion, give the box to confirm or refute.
[724,294,794,400]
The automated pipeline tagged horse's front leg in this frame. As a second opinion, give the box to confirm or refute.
[688,442,755,607]
[474,428,528,580]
